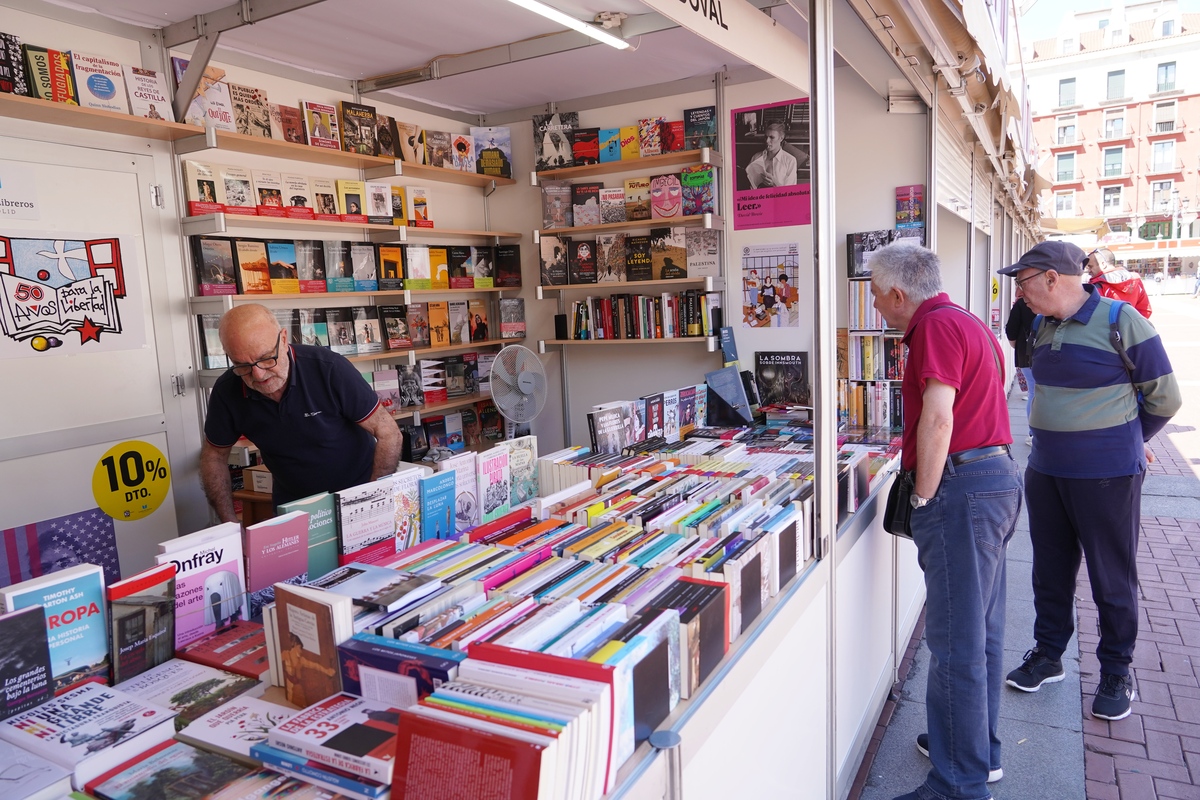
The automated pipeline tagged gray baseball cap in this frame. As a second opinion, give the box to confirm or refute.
[998,240,1086,277]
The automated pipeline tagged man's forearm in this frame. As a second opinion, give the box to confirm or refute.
[199,447,239,523]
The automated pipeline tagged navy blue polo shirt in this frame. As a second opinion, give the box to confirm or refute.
[205,343,381,506]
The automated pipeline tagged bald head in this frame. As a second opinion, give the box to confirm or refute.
[219,304,289,400]
[219,303,280,347]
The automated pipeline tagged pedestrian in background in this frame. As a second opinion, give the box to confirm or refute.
[1005,288,1037,446]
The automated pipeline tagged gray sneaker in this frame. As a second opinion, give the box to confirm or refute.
[916,734,1003,782]
[1092,674,1135,721]
[1006,648,1065,692]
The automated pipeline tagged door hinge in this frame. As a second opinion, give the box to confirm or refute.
[149,184,165,209]
[170,373,186,397]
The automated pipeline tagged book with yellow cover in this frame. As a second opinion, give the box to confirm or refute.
[390,185,407,227]
[427,301,450,349]
[335,178,366,223]
[429,246,450,290]
[619,124,640,160]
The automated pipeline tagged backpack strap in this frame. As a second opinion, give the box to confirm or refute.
[1108,300,1136,379]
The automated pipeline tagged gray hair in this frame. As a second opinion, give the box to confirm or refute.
[868,240,943,303]
[1091,247,1116,270]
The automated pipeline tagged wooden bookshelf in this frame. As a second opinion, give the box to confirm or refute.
[175,125,394,169]
[0,92,196,140]
[390,391,492,423]
[540,336,716,349]
[365,160,517,188]
[345,337,523,365]
[190,287,518,315]
[181,212,402,238]
[536,213,722,238]
[534,148,723,181]
[402,226,523,241]
[537,276,714,297]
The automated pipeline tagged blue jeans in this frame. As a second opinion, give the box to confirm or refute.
[910,453,1023,800]
[1019,367,1035,421]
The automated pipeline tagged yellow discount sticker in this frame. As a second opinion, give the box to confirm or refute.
[992,277,1000,301]
[92,441,171,521]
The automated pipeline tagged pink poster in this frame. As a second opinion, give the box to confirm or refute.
[730,98,811,230]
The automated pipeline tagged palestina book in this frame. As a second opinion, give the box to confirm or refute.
[471,125,513,178]
[0,605,53,719]
[0,564,109,693]
[106,562,176,685]
[154,522,249,650]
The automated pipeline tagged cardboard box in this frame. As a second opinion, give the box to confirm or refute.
[246,464,273,495]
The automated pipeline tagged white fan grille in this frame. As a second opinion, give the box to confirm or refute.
[490,345,547,423]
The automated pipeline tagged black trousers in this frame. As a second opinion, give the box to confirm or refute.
[1026,467,1144,677]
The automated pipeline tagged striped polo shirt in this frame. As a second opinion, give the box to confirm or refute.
[1028,285,1181,479]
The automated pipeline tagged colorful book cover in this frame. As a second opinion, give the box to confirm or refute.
[650,173,683,220]
[429,247,449,291]
[23,45,78,104]
[572,126,600,166]
[472,245,494,289]
[183,160,225,215]
[406,302,431,349]
[451,133,475,172]
[681,164,715,216]
[495,244,522,288]
[391,468,423,550]
[468,298,489,342]
[351,243,379,292]
[599,127,621,162]
[436,451,479,533]
[336,178,367,223]
[572,182,603,227]
[269,103,305,143]
[273,587,351,708]
[391,185,408,227]
[301,100,340,150]
[276,492,340,581]
[365,181,392,225]
[177,697,295,763]
[427,300,451,348]
[106,563,175,685]
[267,693,397,782]
[685,105,718,149]
[638,117,666,157]
[282,174,314,219]
[323,241,355,293]
[353,306,383,354]
[244,511,309,622]
[373,369,401,417]
[409,186,432,228]
[228,83,271,138]
[0,606,53,719]
[122,65,173,121]
[237,166,270,215]
[448,246,475,290]
[532,111,578,171]
[0,564,109,692]
[70,52,128,113]
[471,125,513,178]
[338,100,378,155]
[498,297,525,339]
[87,740,255,799]
[476,447,511,524]
[266,240,300,294]
[154,522,249,650]
[112,658,262,732]
[662,119,685,152]
[651,226,687,280]
[379,304,412,349]
[419,471,457,542]
[234,240,271,294]
[173,58,235,130]
[174,619,269,680]
[294,240,326,293]
[404,245,431,291]
[568,238,597,285]
[619,124,640,160]
[311,177,340,221]
[599,187,627,225]
[194,236,239,296]
[0,32,30,97]
[624,176,651,221]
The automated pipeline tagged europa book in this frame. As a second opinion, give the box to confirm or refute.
[0,32,30,97]
[572,181,603,227]
[294,240,326,292]
[451,133,475,173]
[499,297,526,339]
[336,178,367,223]
[339,100,378,155]
[681,164,715,216]
[193,236,239,296]
[650,226,687,280]
[177,696,295,764]
[353,306,384,355]
[409,186,433,228]
[301,100,340,150]
[121,64,173,121]
[228,83,271,138]
[379,304,411,349]
[298,308,329,347]
[540,180,573,229]
[0,682,176,791]
[0,564,108,693]
[106,563,176,685]
[638,116,666,157]
[0,606,53,719]
[175,618,269,681]
[686,228,720,278]
[23,45,77,104]
[335,478,396,564]
[424,130,452,168]
[495,244,522,288]
[572,126,600,166]
[325,307,357,356]
[476,447,512,524]
[273,584,354,708]
[277,492,340,581]
[419,471,456,542]
[253,170,286,217]
[532,111,578,171]
[268,692,398,783]
[568,238,597,285]
[220,165,257,216]
[182,160,225,215]
[684,105,717,149]
[472,125,513,178]
[351,243,379,292]
[539,234,568,286]
[234,239,271,295]
[0,738,68,799]
[596,232,627,282]
[625,235,653,282]
[755,350,811,406]
[113,658,263,732]
[69,52,127,113]
[266,240,300,294]
[154,522,249,650]
[244,511,310,622]
[624,176,651,221]
[269,102,305,143]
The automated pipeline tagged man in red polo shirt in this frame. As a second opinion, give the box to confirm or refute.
[869,241,1022,800]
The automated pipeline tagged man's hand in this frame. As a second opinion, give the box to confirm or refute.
[361,405,403,479]
[1145,444,1157,464]
[199,440,239,524]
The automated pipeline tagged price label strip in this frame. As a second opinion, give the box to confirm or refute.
[92,440,171,520]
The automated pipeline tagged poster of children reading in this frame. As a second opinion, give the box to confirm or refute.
[741,242,800,328]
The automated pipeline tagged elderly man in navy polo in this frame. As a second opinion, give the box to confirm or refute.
[199,304,402,522]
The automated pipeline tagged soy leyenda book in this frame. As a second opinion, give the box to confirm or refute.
[154,522,250,650]
[106,563,176,685]
[113,658,263,732]
[0,564,109,693]
[267,692,399,782]
[0,682,176,790]
[0,606,53,719]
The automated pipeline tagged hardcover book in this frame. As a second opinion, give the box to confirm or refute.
[182,160,225,215]
[269,102,305,143]
[351,243,379,292]
[599,127,621,162]
[572,181,603,227]
[472,125,513,178]
[476,447,511,524]
[624,177,651,221]
[282,174,315,219]
[406,302,431,349]
[194,236,239,296]
[177,696,295,763]
[295,240,327,292]
[252,170,286,217]
[336,178,367,223]
[154,522,249,650]
[276,492,340,581]
[685,105,717,149]
[540,180,573,229]
[234,240,271,294]
[424,130,452,168]
[353,305,383,354]
[419,471,456,542]
[375,113,399,157]
[23,45,77,104]
[638,117,666,157]
[0,606,53,719]
[539,234,568,286]
[365,181,392,225]
[268,692,398,782]
[1,564,109,692]
[311,177,339,220]
[273,585,353,708]
[70,52,127,113]
[228,83,271,137]
[686,228,720,278]
[0,32,29,96]
[378,304,411,349]
[409,186,432,227]
[451,133,475,172]
[572,126,600,166]
[499,297,526,339]
[113,658,262,732]
[85,739,254,800]
[122,65,173,121]
[596,232,627,282]
[649,173,682,220]
[339,100,377,155]
[532,111,578,171]
[106,563,175,685]
[301,100,340,150]
[266,240,300,294]
[244,511,310,622]
[298,307,330,349]
[219,165,256,216]
[495,244,522,288]
[681,164,715,216]
[0,682,175,791]
[650,226,687,280]
[396,120,425,163]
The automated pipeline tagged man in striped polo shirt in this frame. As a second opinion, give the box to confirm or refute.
[999,241,1181,721]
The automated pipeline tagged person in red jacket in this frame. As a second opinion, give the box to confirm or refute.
[1086,247,1153,318]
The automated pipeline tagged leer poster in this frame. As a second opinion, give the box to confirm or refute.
[730,98,811,230]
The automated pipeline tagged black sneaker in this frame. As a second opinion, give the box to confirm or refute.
[1006,648,1065,692]
[1093,673,1135,721]
[916,733,1003,783]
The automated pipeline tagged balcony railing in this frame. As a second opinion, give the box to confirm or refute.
[1053,169,1082,183]
[1097,164,1133,180]
[1051,132,1086,148]
[1097,126,1132,142]
[1146,160,1185,175]
[1148,118,1185,135]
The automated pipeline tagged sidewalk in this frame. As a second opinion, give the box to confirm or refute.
[849,295,1200,800]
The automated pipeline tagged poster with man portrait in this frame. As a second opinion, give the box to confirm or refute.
[731,98,811,229]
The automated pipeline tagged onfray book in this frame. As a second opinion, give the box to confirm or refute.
[106,562,176,685]
[0,682,176,791]
[0,605,53,719]
[112,657,263,732]
[0,563,109,693]
[154,522,249,650]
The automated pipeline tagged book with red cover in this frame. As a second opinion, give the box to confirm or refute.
[392,707,552,800]
[176,619,269,680]
[106,563,176,685]
[244,511,309,622]
[268,692,398,782]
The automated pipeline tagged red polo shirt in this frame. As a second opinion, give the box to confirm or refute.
[899,293,1012,471]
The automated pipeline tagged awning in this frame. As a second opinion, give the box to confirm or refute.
[1040,218,1113,237]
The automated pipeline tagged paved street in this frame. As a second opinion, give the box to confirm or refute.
[852,294,1200,800]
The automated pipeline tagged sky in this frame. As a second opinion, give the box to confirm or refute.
[1016,0,1200,43]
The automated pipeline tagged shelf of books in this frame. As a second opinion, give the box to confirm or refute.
[401,226,522,242]
[365,160,517,189]
[176,123,396,169]
[190,287,514,315]
[181,212,403,239]
[344,337,524,366]
[843,279,904,430]
[533,147,723,181]
[537,213,721,239]
[0,90,197,140]
[537,275,714,298]
[541,336,717,349]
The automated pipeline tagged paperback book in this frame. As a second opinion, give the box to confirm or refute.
[476,447,511,524]
[193,236,239,296]
[532,111,578,171]
[424,130,452,168]
[220,165,257,216]
[86,739,255,798]
[234,240,271,294]
[295,240,327,292]
[339,100,377,155]
[495,244,522,288]
[624,177,651,221]
[69,52,127,113]
[266,240,299,294]
[244,511,310,622]
[122,65,173,121]
[301,100,340,150]
[112,658,263,732]
[229,83,271,138]
[335,478,396,564]
[378,304,411,349]
[106,563,176,685]
[419,471,456,542]
[283,174,315,219]
[0,606,53,719]
[597,232,627,282]
[451,133,475,172]
[499,297,526,338]
[269,103,305,143]
[572,126,600,165]
[684,105,717,149]
[267,692,398,782]
[273,584,353,708]
[353,305,383,354]
[277,492,340,582]
[0,32,29,97]
[406,301,431,348]
[539,234,568,286]
[253,170,286,217]
[541,180,573,229]
[472,125,513,178]
[154,522,249,650]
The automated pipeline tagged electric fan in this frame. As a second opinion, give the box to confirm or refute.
[490,344,548,438]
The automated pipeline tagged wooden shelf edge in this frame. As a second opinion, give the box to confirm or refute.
[393,391,493,419]
[0,92,196,140]
[404,227,523,240]
[538,276,714,293]
[534,148,723,181]
[538,214,721,237]
[345,337,522,364]
[367,160,518,188]
[541,337,715,346]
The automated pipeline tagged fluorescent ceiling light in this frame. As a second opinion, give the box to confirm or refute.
[503,0,631,50]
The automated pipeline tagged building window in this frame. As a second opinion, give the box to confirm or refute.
[1152,180,1173,210]
[1158,62,1176,93]
[1104,111,1125,138]
[1062,37,1075,53]
[1155,101,1177,132]
[1102,187,1122,213]
[1057,115,1077,144]
[1111,28,1123,43]
[1152,141,1175,171]
[1055,192,1074,215]
[1058,78,1076,107]
[1163,19,1175,36]
[1056,153,1075,181]
[1099,18,1109,29]
[1103,147,1124,176]
[1107,70,1125,100]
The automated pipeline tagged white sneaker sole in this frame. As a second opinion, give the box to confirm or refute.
[916,739,1003,782]
[1005,672,1065,692]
